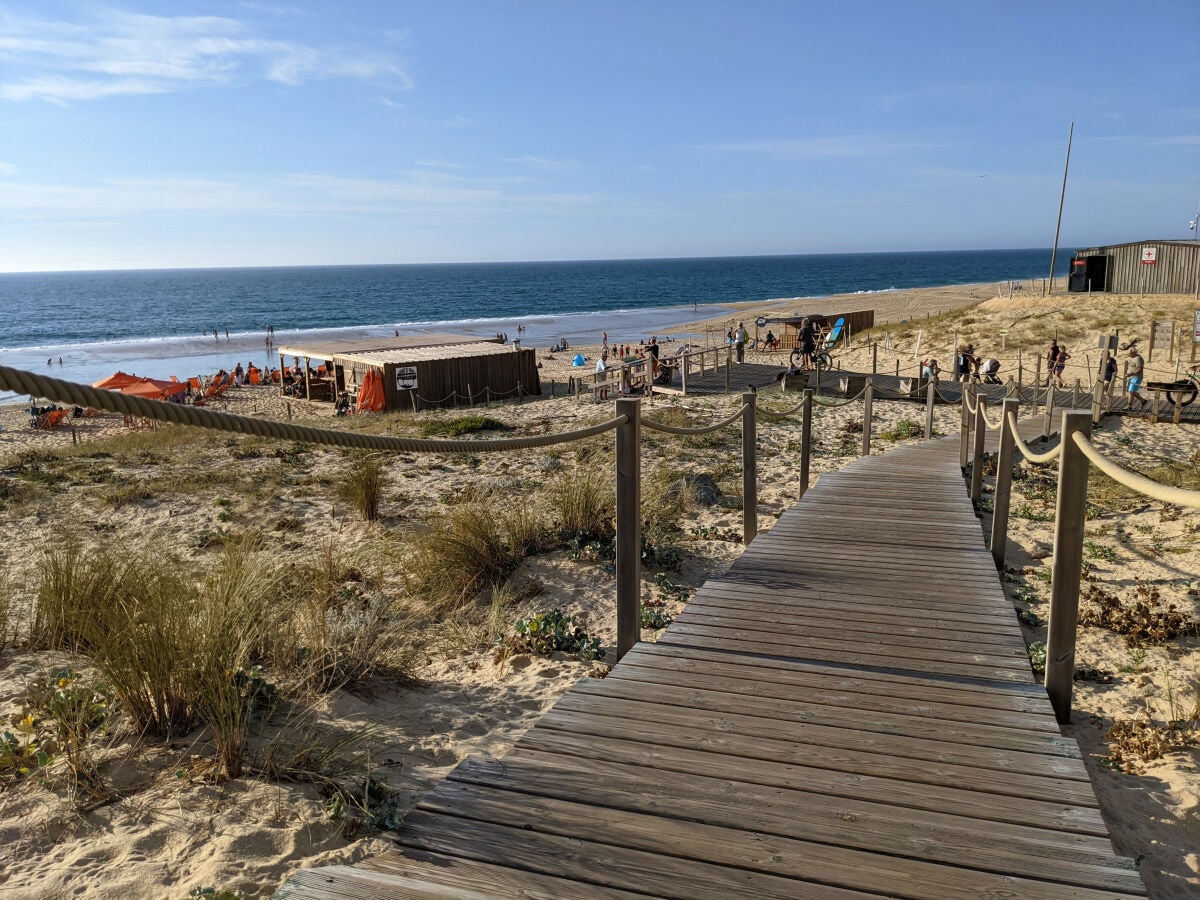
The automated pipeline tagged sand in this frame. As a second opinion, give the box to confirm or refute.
[1,282,1197,898]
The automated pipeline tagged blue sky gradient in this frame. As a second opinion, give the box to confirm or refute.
[1,1,1197,272]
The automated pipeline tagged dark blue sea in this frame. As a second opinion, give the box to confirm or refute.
[0,250,1066,398]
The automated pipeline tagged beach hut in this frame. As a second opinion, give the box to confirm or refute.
[276,334,540,411]
[1069,240,1200,294]
[769,310,876,351]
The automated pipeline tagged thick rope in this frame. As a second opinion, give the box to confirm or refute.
[980,405,1005,431]
[1072,433,1200,508]
[963,388,979,416]
[813,384,869,408]
[755,397,808,420]
[642,403,749,436]
[1005,410,1062,465]
[0,365,622,454]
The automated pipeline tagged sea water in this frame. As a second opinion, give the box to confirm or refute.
[0,249,1065,399]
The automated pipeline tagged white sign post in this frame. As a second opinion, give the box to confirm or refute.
[395,366,418,391]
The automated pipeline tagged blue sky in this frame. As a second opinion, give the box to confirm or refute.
[1,1,1197,272]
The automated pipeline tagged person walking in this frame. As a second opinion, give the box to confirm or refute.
[1126,346,1145,408]
[734,322,748,363]
[1053,345,1070,388]
[1045,340,1060,387]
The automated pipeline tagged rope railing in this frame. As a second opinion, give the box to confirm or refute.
[979,405,1005,431]
[1072,432,1200,507]
[754,397,808,420]
[813,384,869,408]
[1004,410,1062,464]
[0,365,622,455]
[642,403,749,436]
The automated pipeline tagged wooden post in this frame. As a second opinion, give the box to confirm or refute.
[1151,388,1162,424]
[1091,381,1104,425]
[1071,379,1080,409]
[799,389,813,499]
[725,347,731,394]
[970,394,987,502]
[742,391,757,545]
[614,397,642,661]
[860,378,874,457]
[1173,391,1183,426]
[1017,349,1023,387]
[1045,410,1092,723]
[1044,382,1056,438]
[952,329,959,381]
[959,384,971,469]
[925,380,935,439]
[681,352,689,396]
[894,359,899,378]
[871,342,878,374]
[1035,357,1043,396]
[286,401,292,420]
[467,383,474,406]
[990,398,1020,568]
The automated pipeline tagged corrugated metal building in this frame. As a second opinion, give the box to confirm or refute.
[1070,240,1200,294]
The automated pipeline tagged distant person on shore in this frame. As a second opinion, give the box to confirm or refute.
[225,329,230,340]
[734,322,748,363]
[1126,346,1145,408]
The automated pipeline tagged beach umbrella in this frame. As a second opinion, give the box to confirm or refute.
[93,371,141,390]
[355,368,386,413]
[120,378,187,400]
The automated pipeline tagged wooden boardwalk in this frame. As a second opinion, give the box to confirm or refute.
[277,434,1146,898]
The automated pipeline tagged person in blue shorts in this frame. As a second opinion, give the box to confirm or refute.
[1126,346,1145,407]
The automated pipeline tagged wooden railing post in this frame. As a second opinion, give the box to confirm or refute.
[1071,379,1080,409]
[860,378,874,457]
[871,342,878,374]
[990,398,1020,568]
[742,391,757,545]
[799,389,814,499]
[725,346,731,394]
[970,394,987,502]
[1034,358,1042,410]
[1090,380,1104,425]
[1017,349,1023,388]
[615,397,642,661]
[1045,410,1092,723]
[959,384,972,469]
[925,380,935,439]
[681,352,689,396]
[1044,383,1056,438]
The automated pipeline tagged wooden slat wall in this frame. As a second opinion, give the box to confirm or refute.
[1077,242,1200,294]
[373,349,541,411]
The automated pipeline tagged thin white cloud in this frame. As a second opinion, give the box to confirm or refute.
[0,161,17,176]
[701,136,942,159]
[0,9,411,103]
[1093,134,1200,147]
[503,155,576,171]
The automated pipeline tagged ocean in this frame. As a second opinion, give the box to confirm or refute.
[0,249,1066,400]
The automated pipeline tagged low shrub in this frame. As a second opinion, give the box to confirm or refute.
[880,419,922,441]
[549,470,611,540]
[495,609,603,661]
[1079,581,1197,646]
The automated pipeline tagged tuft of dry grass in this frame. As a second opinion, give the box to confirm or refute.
[548,469,611,539]
[338,455,384,521]
[406,501,544,610]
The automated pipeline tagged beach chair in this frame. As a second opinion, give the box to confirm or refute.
[187,377,201,392]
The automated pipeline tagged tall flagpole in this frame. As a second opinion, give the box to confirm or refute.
[1048,122,1074,294]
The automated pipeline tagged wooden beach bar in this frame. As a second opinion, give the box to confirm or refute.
[277,334,541,410]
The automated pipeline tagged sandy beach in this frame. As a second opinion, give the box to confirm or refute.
[1,282,1197,898]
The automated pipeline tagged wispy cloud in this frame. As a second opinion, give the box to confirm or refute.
[503,155,576,171]
[0,161,17,176]
[701,136,942,159]
[1093,134,1200,147]
[0,9,411,103]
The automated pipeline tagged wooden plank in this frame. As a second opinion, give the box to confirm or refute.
[684,589,1026,638]
[620,643,1056,716]
[571,676,1080,758]
[410,783,1141,898]
[610,658,1062,734]
[358,848,650,899]
[543,693,1093,781]
[393,809,877,900]
[448,755,1140,891]
[674,603,1028,653]
[659,623,1031,681]
[512,732,1111,836]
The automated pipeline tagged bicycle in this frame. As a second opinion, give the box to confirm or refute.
[788,332,833,372]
